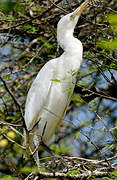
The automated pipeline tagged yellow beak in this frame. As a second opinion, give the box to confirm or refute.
[71,0,89,20]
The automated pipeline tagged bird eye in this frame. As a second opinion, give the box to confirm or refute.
[70,14,75,21]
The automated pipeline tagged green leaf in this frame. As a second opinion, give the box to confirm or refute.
[107,14,117,25]
[45,43,53,49]
[22,25,37,32]
[112,171,117,177]
[51,78,61,82]
[76,97,85,103]
[102,177,111,180]
[6,116,17,121]
[72,96,79,104]
[13,144,23,154]
[22,25,33,31]
[0,0,18,13]
[37,37,46,43]
[50,145,71,154]
[74,131,80,139]
[70,69,78,76]
[15,4,26,14]
[66,169,80,176]
[65,87,73,95]
[20,166,45,173]
[112,130,117,137]
[2,175,20,180]
[98,39,117,50]
[110,63,116,68]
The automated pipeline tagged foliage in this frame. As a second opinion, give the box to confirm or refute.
[0,0,117,179]
[98,14,117,50]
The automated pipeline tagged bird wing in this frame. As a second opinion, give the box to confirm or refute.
[24,59,57,131]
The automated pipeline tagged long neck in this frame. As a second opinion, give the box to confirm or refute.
[57,30,82,55]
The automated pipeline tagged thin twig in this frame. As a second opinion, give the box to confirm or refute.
[48,0,68,13]
[0,76,26,129]
[0,0,63,30]
[2,134,26,150]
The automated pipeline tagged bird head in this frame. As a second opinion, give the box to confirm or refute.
[57,0,89,48]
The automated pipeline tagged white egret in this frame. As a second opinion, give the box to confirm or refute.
[24,0,89,166]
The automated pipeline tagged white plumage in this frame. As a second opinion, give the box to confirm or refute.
[24,0,89,166]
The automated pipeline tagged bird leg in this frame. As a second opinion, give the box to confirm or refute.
[23,128,40,168]
[30,137,55,168]
[29,121,54,167]
[23,128,32,159]
[41,121,55,155]
[27,121,56,167]
[33,136,40,167]
[30,125,67,170]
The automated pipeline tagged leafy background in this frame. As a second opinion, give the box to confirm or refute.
[0,0,117,179]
